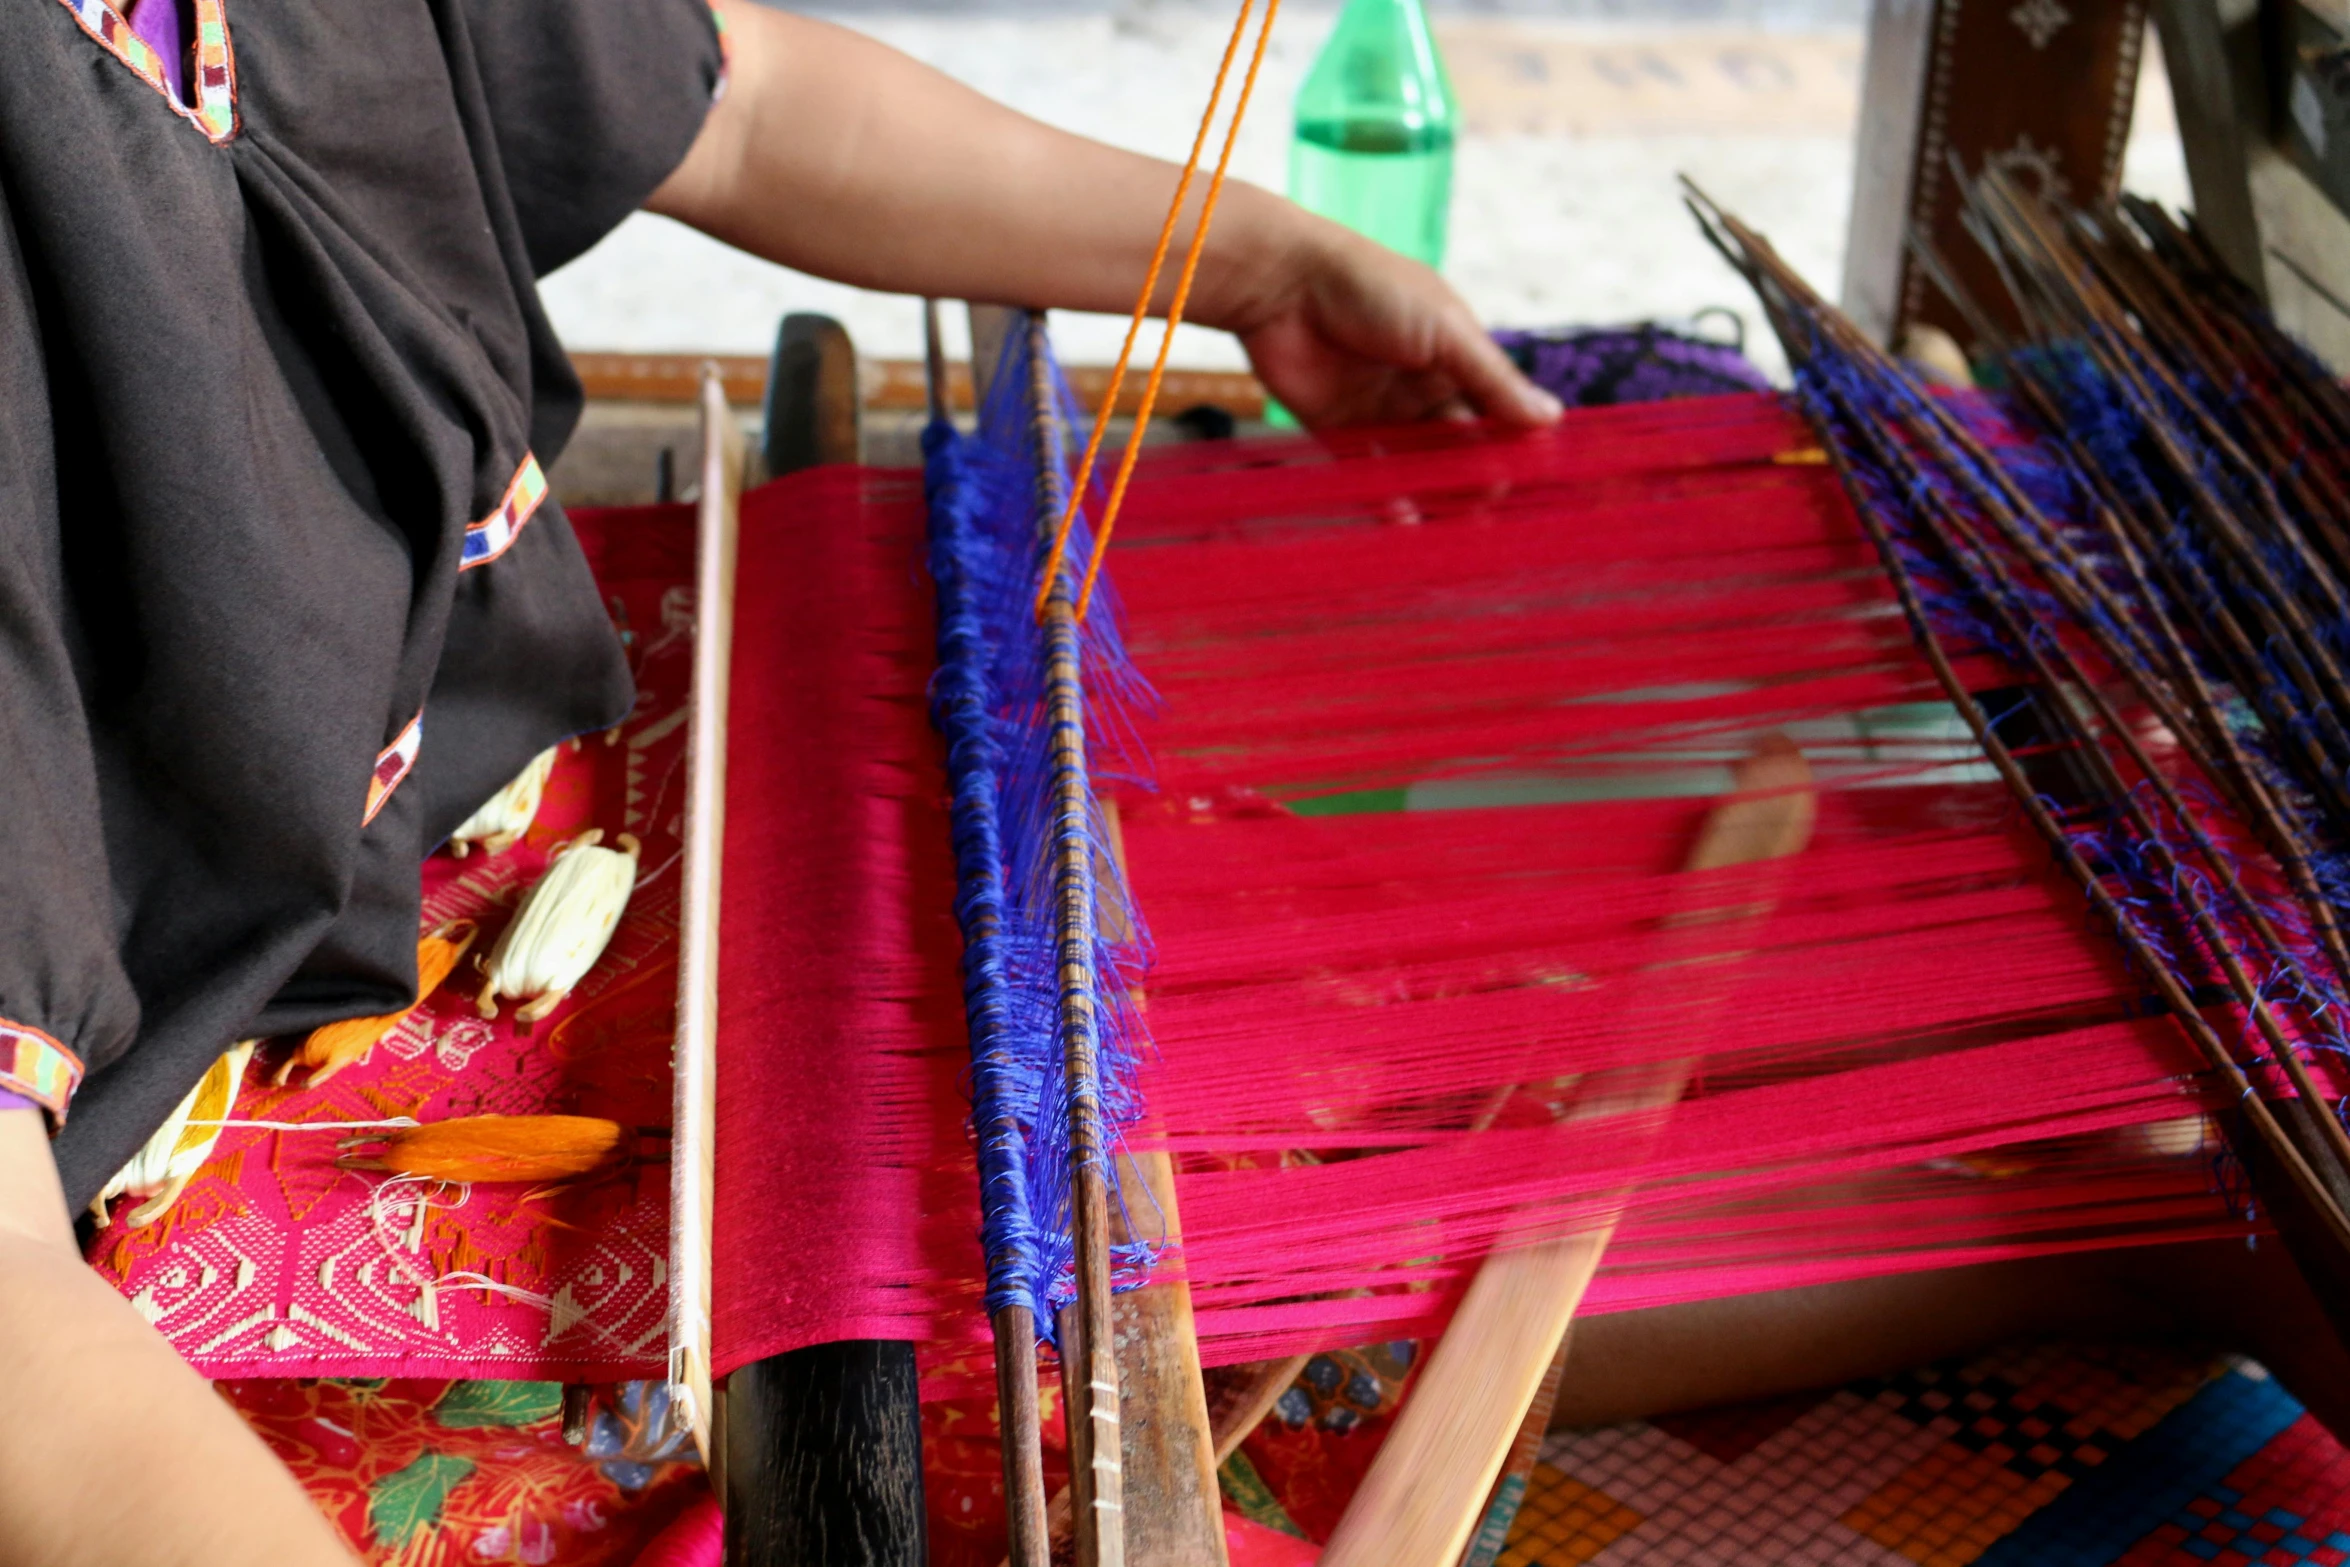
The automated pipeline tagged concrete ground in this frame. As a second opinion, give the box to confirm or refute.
[537,0,2190,384]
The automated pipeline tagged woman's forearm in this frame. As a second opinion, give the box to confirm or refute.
[648,0,1315,334]
[0,1113,354,1567]
[652,0,1555,428]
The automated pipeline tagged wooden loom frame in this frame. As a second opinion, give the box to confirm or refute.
[661,310,1246,1566]
[660,306,1822,1567]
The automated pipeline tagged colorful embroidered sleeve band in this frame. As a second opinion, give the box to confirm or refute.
[51,0,236,139]
[0,1021,84,1124]
[460,456,547,571]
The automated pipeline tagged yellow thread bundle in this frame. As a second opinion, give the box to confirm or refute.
[278,919,478,1087]
[94,1040,258,1227]
[476,830,641,1023]
[447,745,560,858]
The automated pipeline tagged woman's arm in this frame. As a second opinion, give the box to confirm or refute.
[0,1111,355,1567]
[647,0,1561,429]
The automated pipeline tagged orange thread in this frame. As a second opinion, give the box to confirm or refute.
[1073,0,1282,622]
[1035,0,1266,619]
[340,1115,634,1183]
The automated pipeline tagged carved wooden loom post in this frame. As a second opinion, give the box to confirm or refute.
[1842,0,2148,352]
[2151,0,2350,370]
[720,314,931,1567]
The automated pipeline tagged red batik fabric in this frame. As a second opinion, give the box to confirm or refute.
[219,1378,708,1566]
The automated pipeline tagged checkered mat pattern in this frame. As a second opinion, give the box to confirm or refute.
[1503,1346,2350,1566]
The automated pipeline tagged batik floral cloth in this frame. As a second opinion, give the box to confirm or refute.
[220,1378,706,1566]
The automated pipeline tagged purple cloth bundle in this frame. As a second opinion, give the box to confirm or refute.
[1493,320,1770,409]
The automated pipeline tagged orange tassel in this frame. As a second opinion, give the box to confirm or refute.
[336,1114,658,1183]
[279,919,478,1087]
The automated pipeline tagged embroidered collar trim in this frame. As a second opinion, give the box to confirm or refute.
[54,0,237,142]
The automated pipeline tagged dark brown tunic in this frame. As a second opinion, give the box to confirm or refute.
[0,0,722,1205]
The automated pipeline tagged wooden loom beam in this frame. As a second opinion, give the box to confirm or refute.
[716,315,931,1567]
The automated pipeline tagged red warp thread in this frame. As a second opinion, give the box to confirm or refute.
[705,395,2279,1386]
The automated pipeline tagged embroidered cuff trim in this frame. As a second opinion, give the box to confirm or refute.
[0,1021,84,1125]
[460,454,547,571]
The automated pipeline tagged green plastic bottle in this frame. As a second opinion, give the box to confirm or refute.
[1271,0,1457,424]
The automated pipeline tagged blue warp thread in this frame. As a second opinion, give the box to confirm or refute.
[925,412,1042,1321]
[923,323,1161,1338]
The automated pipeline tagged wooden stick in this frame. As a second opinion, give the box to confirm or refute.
[1767,305,2350,1252]
[1458,1329,1573,1567]
[1022,1343,1310,1567]
[1690,189,2350,1250]
[1100,1146,1227,1567]
[1204,1356,1312,1465]
[667,361,742,1465]
[1026,312,1125,1567]
[1319,737,1818,1567]
[1099,801,1227,1566]
[994,1303,1050,1567]
[945,300,1055,1567]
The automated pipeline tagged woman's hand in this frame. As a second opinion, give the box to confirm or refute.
[1202,209,1560,428]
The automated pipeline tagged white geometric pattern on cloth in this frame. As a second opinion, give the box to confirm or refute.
[119,1199,671,1368]
[101,849,684,1379]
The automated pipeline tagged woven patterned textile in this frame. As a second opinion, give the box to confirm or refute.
[1501,1349,2342,1567]
[1492,321,1772,410]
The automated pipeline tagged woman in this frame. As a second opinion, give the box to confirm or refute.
[0,0,1559,1557]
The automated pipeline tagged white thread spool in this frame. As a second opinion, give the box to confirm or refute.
[448,746,561,858]
[475,830,641,1023]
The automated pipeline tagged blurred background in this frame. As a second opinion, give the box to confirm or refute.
[539,0,2190,384]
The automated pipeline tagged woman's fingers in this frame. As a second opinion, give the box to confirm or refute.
[1251,245,1559,429]
[1434,312,1561,426]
